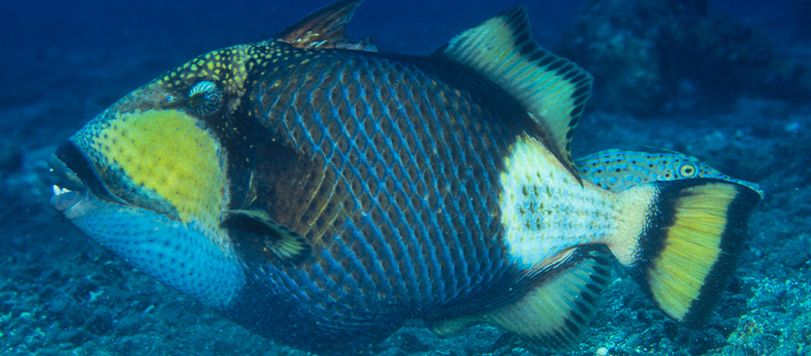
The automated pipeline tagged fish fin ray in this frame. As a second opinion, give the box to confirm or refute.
[277,0,376,52]
[609,179,760,324]
[435,6,592,178]
[222,209,311,262]
[432,247,611,351]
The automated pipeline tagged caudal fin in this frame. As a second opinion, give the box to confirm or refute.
[609,179,760,324]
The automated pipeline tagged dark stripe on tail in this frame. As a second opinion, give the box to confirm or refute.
[685,183,759,323]
[626,179,760,324]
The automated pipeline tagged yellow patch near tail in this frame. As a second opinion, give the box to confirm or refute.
[90,110,226,226]
[648,184,735,321]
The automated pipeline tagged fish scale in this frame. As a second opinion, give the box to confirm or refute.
[351,62,435,301]
[383,68,452,295]
[252,50,521,322]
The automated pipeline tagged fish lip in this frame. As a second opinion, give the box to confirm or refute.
[48,153,85,191]
[48,150,87,212]
[50,141,124,210]
[50,187,85,212]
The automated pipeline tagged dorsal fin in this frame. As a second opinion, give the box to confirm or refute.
[436,7,592,177]
[277,0,377,52]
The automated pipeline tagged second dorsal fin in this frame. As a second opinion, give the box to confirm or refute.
[277,0,377,52]
[436,7,592,176]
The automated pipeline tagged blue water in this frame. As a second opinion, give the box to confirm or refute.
[1,0,809,354]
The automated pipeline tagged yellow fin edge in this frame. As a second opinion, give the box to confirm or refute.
[618,180,760,324]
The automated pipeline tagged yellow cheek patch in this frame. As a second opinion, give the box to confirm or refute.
[91,109,226,225]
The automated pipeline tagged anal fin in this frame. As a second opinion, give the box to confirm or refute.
[433,247,612,351]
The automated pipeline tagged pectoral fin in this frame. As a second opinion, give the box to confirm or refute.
[222,209,311,262]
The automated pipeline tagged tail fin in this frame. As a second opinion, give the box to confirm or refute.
[608,179,760,324]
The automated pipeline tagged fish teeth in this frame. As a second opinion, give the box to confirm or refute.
[52,184,72,196]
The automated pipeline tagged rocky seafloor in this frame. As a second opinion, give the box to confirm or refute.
[1,0,810,355]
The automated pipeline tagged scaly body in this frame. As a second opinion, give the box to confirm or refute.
[49,1,760,352]
[230,45,625,343]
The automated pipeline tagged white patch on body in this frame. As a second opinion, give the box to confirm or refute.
[499,135,618,268]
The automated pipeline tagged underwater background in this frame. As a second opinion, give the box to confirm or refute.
[1,0,809,354]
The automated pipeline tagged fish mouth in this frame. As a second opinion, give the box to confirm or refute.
[49,141,121,212]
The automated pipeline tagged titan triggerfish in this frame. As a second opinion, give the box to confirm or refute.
[49,0,761,352]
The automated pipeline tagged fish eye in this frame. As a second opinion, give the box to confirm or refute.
[188,81,222,116]
[679,163,697,177]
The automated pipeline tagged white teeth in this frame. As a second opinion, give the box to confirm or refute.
[52,184,72,196]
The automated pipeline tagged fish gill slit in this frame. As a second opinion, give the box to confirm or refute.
[287,74,333,234]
